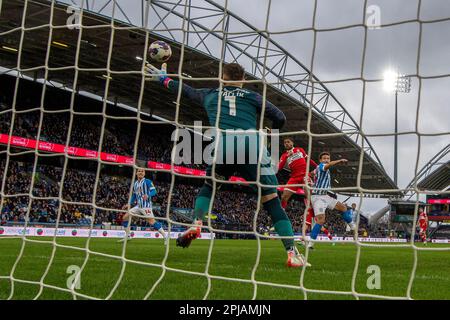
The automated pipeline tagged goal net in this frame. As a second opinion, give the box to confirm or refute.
[0,0,449,300]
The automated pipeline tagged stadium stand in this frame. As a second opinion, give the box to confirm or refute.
[1,112,363,237]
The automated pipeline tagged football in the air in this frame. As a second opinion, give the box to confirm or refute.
[148,40,172,62]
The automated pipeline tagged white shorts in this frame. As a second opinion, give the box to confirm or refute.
[129,206,154,218]
[311,195,338,216]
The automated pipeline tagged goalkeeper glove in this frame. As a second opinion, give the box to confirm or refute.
[145,62,170,84]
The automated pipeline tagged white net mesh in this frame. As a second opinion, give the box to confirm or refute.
[0,0,449,300]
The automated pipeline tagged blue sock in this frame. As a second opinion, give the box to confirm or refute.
[341,210,353,223]
[310,223,322,240]
[122,221,128,228]
[152,222,162,230]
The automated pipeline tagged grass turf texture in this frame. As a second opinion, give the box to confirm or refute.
[0,237,449,300]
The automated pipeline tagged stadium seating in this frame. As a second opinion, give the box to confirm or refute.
[0,105,364,236]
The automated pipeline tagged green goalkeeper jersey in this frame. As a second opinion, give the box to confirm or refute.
[164,80,286,130]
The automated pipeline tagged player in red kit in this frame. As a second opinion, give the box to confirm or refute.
[278,137,317,207]
[418,207,428,243]
[278,137,332,242]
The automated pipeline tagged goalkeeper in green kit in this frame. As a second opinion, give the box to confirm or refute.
[145,62,310,268]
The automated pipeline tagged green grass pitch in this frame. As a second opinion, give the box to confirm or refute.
[0,237,449,300]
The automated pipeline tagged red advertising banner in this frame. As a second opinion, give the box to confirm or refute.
[428,199,450,204]
[0,133,305,195]
[428,215,450,221]
[147,161,206,176]
[0,134,134,164]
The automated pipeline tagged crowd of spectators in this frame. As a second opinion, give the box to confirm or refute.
[1,158,360,235]
[0,111,205,170]
[0,106,367,236]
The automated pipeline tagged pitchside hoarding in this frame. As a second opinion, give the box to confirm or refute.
[0,227,214,239]
[0,227,411,242]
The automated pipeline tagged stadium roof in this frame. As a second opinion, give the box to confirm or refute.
[406,144,450,196]
[0,0,399,196]
[417,162,450,191]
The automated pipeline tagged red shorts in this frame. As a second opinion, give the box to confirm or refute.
[303,197,314,226]
[305,209,314,226]
[284,176,306,193]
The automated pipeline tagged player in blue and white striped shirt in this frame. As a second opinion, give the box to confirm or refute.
[119,168,168,243]
[309,152,355,249]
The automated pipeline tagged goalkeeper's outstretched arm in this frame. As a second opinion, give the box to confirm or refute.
[145,62,212,105]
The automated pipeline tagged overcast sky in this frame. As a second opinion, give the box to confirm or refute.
[63,0,450,215]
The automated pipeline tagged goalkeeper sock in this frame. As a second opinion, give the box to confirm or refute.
[281,200,288,209]
[193,184,213,221]
[263,197,294,251]
[341,209,353,224]
[311,223,322,240]
[122,221,128,228]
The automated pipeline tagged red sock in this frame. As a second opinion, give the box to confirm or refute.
[323,227,332,240]
[281,200,288,209]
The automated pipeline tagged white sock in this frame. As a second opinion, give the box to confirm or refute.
[158,228,166,238]
[288,246,299,255]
